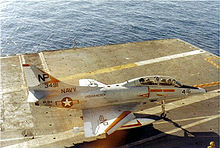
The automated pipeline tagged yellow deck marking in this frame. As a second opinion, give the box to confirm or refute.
[205,56,220,69]
[60,63,137,81]
[59,50,204,81]
[193,81,220,88]
[121,114,220,148]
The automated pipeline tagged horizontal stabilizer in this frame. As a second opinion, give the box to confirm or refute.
[27,90,52,102]
[79,79,106,87]
[22,64,77,102]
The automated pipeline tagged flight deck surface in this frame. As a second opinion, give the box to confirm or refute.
[0,39,219,148]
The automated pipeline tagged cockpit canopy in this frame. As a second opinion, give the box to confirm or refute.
[123,76,182,87]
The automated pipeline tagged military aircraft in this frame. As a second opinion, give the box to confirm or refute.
[22,64,206,137]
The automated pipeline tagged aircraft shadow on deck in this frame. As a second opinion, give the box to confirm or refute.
[71,114,219,148]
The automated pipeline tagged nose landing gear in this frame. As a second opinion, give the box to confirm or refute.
[160,100,167,118]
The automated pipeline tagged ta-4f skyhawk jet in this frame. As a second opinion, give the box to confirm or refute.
[22,64,206,137]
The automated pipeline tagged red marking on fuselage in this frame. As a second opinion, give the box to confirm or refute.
[138,87,150,98]
[121,120,142,128]
[150,89,175,92]
[150,89,162,92]
[163,89,175,92]
[22,64,30,67]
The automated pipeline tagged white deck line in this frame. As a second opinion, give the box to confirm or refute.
[38,52,50,74]
[154,115,212,124]
[18,55,28,90]
[135,50,205,66]
[21,55,26,64]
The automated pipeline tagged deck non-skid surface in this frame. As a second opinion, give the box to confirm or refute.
[0,39,219,148]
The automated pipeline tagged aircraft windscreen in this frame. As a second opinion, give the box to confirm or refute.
[172,80,182,87]
[139,78,157,85]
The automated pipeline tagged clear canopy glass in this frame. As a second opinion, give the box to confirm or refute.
[124,76,182,87]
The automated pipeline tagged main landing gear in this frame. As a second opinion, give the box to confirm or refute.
[160,100,167,118]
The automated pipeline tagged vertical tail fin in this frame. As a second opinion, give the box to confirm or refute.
[22,64,60,87]
[22,64,60,102]
[22,64,92,103]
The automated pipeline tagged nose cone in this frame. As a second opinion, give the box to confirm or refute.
[198,87,207,93]
[181,85,206,95]
[190,87,206,95]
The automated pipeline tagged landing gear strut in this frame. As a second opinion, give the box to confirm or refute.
[160,100,166,118]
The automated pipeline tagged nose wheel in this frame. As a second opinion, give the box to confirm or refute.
[160,100,167,118]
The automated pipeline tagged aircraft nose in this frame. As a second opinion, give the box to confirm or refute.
[198,87,207,93]
[181,85,206,95]
[190,87,207,95]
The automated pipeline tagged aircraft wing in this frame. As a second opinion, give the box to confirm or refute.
[83,104,137,137]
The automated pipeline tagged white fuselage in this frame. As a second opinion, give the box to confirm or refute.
[23,64,207,133]
[35,81,203,110]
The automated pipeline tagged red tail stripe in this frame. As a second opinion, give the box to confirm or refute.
[22,64,30,67]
